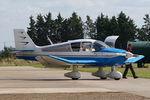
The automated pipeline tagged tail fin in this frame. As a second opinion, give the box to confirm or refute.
[14,29,37,50]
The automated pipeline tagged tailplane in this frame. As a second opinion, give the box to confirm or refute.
[14,29,37,50]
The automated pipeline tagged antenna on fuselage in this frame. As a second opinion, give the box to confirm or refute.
[47,36,53,45]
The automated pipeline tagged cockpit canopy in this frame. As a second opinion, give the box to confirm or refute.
[42,40,110,52]
[93,41,110,51]
[71,40,110,52]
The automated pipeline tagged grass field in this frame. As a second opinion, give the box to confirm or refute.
[0,58,150,78]
[0,58,45,68]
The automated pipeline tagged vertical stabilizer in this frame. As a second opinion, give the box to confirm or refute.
[14,29,37,50]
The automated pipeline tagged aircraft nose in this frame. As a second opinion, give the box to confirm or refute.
[125,52,134,58]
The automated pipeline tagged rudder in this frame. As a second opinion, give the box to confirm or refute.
[14,29,37,50]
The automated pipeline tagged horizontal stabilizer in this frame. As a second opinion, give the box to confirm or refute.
[125,55,144,64]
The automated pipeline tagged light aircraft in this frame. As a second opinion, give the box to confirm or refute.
[13,29,144,80]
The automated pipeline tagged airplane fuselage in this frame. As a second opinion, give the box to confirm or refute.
[15,39,129,66]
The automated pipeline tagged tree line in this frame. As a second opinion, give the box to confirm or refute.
[27,11,150,49]
[0,47,14,59]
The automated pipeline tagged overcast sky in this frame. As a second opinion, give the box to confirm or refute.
[0,0,150,50]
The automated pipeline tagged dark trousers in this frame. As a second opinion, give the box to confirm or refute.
[123,64,137,77]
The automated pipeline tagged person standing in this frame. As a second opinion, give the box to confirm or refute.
[123,44,138,79]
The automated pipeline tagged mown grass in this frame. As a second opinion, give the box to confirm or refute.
[0,58,45,68]
[0,58,150,78]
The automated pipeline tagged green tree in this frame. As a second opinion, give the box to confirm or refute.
[137,14,150,41]
[44,12,54,43]
[0,47,14,58]
[110,16,119,35]
[67,12,84,40]
[27,12,137,47]
[54,13,64,42]
[117,12,137,49]
[36,14,49,46]
[95,13,111,41]
[27,16,37,44]
[61,19,70,42]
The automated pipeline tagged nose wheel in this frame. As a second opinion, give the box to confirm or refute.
[107,66,122,80]
[72,78,79,80]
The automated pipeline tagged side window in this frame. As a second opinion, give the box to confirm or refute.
[81,42,92,52]
[71,42,81,52]
[42,44,71,52]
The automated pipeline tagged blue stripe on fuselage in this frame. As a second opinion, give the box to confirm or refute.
[12,49,35,51]
[16,55,37,61]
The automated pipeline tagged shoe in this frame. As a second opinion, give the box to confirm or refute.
[134,76,138,79]
[123,76,127,79]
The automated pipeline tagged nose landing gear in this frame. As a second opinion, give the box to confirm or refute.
[107,66,122,80]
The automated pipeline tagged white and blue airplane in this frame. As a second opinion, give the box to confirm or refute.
[13,29,144,80]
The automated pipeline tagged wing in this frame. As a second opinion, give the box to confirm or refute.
[36,55,144,67]
[36,55,97,66]
[125,55,144,64]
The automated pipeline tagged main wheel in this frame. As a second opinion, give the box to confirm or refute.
[72,78,79,80]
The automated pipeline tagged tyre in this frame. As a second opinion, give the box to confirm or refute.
[72,78,79,80]
[100,77,107,80]
[114,78,120,80]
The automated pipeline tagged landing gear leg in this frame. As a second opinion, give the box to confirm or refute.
[92,67,107,79]
[107,66,122,80]
[64,65,81,80]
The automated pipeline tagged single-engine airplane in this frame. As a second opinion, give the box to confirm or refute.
[13,29,144,80]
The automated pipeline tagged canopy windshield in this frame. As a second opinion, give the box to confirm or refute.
[93,41,110,51]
